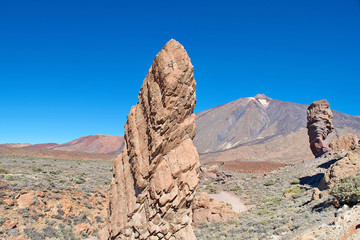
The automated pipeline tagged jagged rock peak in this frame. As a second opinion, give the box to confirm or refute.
[307,99,334,157]
[98,39,200,240]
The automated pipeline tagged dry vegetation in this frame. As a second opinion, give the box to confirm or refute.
[0,151,357,239]
[0,146,115,162]
[0,155,112,239]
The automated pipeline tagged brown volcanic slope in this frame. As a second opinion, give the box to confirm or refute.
[194,94,360,164]
[49,134,124,154]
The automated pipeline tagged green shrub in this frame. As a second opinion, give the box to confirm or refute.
[257,209,271,215]
[0,168,9,174]
[264,179,275,186]
[50,170,62,175]
[208,186,218,194]
[73,177,85,184]
[283,186,305,199]
[331,175,360,205]
[72,173,86,184]
[4,175,16,181]
[57,223,79,240]
[263,197,284,206]
[260,218,270,226]
[291,178,300,185]
[32,166,46,173]
[230,185,243,191]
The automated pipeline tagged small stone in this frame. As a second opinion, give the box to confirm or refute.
[4,198,14,206]
[17,192,35,209]
[3,220,17,230]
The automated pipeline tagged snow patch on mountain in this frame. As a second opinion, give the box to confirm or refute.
[258,99,269,108]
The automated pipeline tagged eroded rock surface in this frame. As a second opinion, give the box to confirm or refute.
[330,133,360,152]
[192,192,238,227]
[99,39,200,240]
[307,99,334,157]
[320,147,360,191]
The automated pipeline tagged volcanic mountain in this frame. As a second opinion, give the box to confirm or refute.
[194,94,360,165]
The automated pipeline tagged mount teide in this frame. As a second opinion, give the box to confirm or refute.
[194,94,360,165]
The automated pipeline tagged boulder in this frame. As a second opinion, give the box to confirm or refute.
[99,39,200,240]
[320,147,360,191]
[17,192,35,209]
[330,133,360,152]
[307,99,334,157]
[192,192,238,227]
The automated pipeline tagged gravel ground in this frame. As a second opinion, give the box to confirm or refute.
[0,151,353,239]
[195,151,348,239]
[0,155,113,239]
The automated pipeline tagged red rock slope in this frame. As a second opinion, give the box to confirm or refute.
[50,135,124,154]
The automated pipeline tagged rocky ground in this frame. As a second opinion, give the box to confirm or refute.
[1,152,359,239]
[195,151,360,240]
[0,155,112,240]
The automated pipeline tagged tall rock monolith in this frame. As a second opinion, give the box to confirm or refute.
[98,39,200,240]
[307,99,334,157]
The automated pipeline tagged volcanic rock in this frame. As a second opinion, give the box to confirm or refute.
[99,39,200,240]
[17,192,35,209]
[330,133,359,151]
[192,192,238,227]
[307,99,334,157]
[199,165,219,179]
[320,147,360,191]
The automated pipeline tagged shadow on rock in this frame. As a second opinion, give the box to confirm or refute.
[311,198,335,213]
[317,158,340,169]
[300,173,325,188]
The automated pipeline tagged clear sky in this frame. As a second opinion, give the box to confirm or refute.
[1,0,359,144]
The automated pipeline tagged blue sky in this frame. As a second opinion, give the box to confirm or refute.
[1,0,359,144]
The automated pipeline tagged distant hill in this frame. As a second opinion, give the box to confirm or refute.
[194,94,360,164]
[49,135,124,154]
[0,143,32,148]
[0,135,122,161]
[0,135,124,156]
